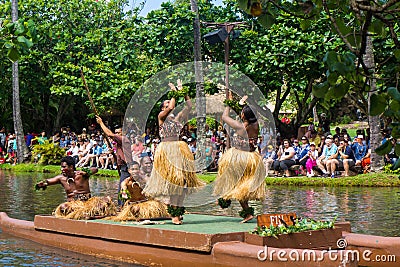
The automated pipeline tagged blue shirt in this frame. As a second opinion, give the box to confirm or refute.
[322,144,338,158]
[352,143,367,161]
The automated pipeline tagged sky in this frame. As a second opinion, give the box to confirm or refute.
[136,0,224,16]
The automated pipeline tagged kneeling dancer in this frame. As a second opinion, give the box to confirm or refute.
[35,156,116,220]
[111,161,168,221]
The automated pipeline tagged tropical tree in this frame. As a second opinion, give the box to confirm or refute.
[1,0,36,163]
[237,0,400,170]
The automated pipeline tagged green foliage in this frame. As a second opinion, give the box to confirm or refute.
[250,216,337,238]
[383,164,400,175]
[30,140,66,165]
[340,115,352,124]
[0,16,36,62]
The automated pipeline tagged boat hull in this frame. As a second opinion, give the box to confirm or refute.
[0,212,360,266]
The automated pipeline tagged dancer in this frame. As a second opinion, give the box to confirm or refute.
[35,156,116,220]
[96,115,132,206]
[143,79,204,225]
[214,96,266,223]
[35,156,95,201]
[111,161,168,222]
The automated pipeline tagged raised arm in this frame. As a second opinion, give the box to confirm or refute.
[221,107,246,137]
[158,82,177,123]
[96,116,115,137]
[174,79,192,123]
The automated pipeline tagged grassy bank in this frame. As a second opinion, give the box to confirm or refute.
[1,163,399,186]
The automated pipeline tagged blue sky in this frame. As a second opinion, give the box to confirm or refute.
[137,0,224,16]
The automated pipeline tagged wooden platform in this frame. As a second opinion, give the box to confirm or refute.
[34,214,255,252]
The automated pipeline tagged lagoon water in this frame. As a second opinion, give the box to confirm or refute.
[1,170,399,265]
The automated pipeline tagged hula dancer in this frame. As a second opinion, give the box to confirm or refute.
[111,161,168,221]
[143,79,205,225]
[214,96,266,223]
[35,156,116,220]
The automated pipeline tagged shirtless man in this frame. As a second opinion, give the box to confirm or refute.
[35,156,98,201]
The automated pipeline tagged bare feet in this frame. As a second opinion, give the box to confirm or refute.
[240,214,254,223]
[172,216,182,225]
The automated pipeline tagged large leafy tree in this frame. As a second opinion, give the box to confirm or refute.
[1,1,36,162]
[2,0,154,133]
[237,0,400,169]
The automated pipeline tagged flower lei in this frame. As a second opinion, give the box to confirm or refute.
[118,189,131,202]
[217,198,231,209]
[223,99,243,114]
[239,207,255,218]
[167,87,189,100]
[167,206,186,217]
[81,167,92,179]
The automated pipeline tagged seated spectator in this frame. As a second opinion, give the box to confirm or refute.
[341,140,356,177]
[305,142,318,177]
[263,145,277,176]
[317,135,326,156]
[59,135,69,149]
[316,137,338,177]
[327,140,353,177]
[384,138,397,165]
[273,139,296,177]
[362,147,372,173]
[298,136,310,175]
[78,141,102,167]
[66,141,79,164]
[98,142,114,169]
[351,135,367,166]
[292,139,301,163]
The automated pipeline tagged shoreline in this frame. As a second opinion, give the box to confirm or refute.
[1,163,399,187]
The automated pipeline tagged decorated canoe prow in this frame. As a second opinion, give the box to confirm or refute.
[4,211,395,267]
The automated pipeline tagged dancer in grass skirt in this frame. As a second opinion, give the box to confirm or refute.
[143,79,205,225]
[214,97,266,223]
[35,156,117,220]
[110,161,169,221]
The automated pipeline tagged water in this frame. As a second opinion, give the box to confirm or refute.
[1,170,400,266]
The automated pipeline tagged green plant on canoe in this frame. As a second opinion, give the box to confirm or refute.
[251,216,337,238]
[30,140,66,165]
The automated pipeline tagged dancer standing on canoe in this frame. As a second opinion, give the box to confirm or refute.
[214,96,266,223]
[143,79,204,225]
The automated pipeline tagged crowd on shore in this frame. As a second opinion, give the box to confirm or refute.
[0,121,397,178]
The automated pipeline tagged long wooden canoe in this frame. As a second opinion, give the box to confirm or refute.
[5,211,396,267]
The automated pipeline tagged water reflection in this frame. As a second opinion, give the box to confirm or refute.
[1,170,400,265]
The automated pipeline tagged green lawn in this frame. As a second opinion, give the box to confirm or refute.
[2,163,399,187]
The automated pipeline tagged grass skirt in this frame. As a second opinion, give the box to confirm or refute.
[213,148,266,202]
[143,141,205,201]
[109,200,169,222]
[53,196,117,220]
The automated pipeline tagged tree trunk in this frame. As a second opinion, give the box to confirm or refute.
[190,0,206,171]
[11,0,28,163]
[364,35,383,170]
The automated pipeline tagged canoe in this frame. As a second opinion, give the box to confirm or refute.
[3,211,395,267]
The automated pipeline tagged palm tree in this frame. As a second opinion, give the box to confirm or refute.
[11,0,28,163]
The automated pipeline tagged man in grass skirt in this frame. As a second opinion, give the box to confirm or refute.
[35,156,117,220]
